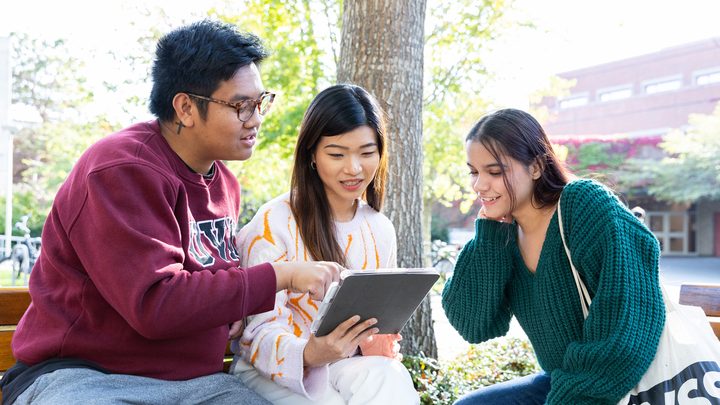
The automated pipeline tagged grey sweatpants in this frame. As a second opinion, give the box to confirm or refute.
[12,368,271,405]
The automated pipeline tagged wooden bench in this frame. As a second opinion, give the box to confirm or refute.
[0,287,32,403]
[0,287,234,402]
[679,283,720,339]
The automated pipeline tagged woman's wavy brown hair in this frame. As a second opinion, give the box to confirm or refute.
[466,108,571,215]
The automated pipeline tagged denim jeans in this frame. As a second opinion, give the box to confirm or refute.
[454,372,551,405]
[14,368,271,405]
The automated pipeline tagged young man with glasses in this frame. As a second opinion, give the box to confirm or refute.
[1,20,340,405]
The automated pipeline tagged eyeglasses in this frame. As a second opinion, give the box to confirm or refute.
[186,92,276,122]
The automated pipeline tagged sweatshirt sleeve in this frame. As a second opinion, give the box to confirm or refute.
[547,180,664,404]
[441,218,515,343]
[68,164,276,340]
[236,203,328,399]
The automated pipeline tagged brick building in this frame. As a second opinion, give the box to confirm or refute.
[538,37,720,256]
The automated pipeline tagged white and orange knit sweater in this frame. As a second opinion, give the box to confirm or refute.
[234,193,397,399]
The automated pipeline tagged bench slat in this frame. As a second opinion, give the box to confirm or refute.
[0,328,16,372]
[679,284,720,317]
[708,316,720,340]
[0,288,31,325]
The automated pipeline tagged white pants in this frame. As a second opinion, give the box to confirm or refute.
[233,356,419,405]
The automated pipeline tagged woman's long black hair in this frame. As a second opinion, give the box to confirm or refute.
[290,84,388,266]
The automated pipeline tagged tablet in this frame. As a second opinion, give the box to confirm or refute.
[310,268,440,337]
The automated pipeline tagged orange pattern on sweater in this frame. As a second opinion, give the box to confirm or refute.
[236,194,397,397]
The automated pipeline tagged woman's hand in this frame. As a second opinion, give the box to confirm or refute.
[478,206,514,223]
[303,315,379,368]
[359,333,402,360]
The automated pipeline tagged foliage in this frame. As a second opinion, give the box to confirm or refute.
[9,10,184,229]
[403,337,540,405]
[217,0,336,222]
[20,117,119,217]
[8,2,338,229]
[529,76,576,124]
[9,33,96,188]
[0,191,46,237]
[422,0,514,215]
[7,33,112,229]
[8,1,539,231]
[635,103,720,203]
[102,7,174,121]
[560,138,631,171]
[0,264,17,287]
[551,107,720,204]
[424,0,512,107]
[430,216,450,242]
[552,135,664,198]
[10,32,92,122]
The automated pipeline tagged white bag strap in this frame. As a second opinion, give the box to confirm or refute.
[557,197,593,319]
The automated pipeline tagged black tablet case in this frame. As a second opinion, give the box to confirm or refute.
[313,269,440,337]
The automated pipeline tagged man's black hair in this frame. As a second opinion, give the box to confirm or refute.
[149,19,269,121]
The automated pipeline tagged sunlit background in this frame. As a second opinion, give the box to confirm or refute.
[2,2,720,398]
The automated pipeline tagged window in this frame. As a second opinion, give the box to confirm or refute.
[598,87,632,102]
[558,95,588,109]
[644,79,682,94]
[647,211,696,255]
[696,71,720,85]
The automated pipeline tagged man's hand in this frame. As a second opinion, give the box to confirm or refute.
[303,315,379,368]
[272,261,341,300]
[228,319,245,339]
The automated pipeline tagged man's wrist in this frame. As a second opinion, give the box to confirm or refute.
[272,262,291,291]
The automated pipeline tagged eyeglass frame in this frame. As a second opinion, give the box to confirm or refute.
[185,91,276,122]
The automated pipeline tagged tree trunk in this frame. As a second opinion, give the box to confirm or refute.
[338,0,435,358]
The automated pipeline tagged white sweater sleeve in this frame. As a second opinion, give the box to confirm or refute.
[239,291,328,398]
[387,226,398,268]
[235,200,329,399]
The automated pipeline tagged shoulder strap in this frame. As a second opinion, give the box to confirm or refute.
[557,196,593,319]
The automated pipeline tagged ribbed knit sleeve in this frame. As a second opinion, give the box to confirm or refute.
[547,180,664,404]
[442,218,515,343]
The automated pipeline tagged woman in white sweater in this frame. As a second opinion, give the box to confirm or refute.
[231,84,418,404]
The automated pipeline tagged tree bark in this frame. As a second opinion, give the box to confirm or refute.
[338,0,435,358]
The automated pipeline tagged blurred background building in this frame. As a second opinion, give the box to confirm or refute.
[538,37,720,256]
[439,37,720,257]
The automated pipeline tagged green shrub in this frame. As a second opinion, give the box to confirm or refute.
[402,337,540,404]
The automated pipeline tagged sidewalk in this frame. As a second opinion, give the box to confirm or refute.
[432,293,525,362]
[432,256,720,362]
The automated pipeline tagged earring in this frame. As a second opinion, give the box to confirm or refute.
[310,161,317,170]
[175,121,184,134]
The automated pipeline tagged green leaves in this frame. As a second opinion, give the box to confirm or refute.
[218,0,337,219]
[643,104,720,203]
[8,0,528,235]
[423,0,513,213]
[558,103,720,204]
[8,33,116,224]
[10,33,92,122]
[402,337,540,405]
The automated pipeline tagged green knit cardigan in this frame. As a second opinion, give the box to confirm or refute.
[442,179,664,404]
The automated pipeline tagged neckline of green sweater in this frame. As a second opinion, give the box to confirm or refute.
[512,207,561,277]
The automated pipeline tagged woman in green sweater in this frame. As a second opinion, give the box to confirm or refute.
[442,108,664,404]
